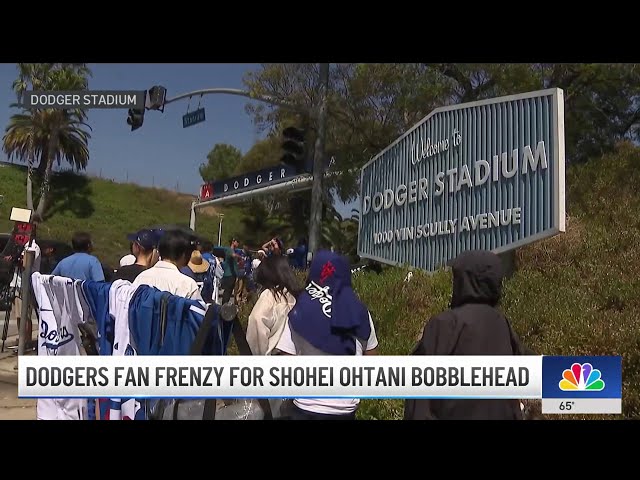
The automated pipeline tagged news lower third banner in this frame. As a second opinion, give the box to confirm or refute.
[18,355,622,414]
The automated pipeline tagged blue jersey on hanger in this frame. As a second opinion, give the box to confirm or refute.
[81,280,116,420]
[128,286,231,356]
[126,286,232,419]
[82,281,115,356]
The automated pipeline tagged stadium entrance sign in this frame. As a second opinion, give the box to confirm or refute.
[358,88,566,272]
[200,164,303,201]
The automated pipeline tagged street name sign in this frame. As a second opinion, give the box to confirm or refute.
[183,108,206,128]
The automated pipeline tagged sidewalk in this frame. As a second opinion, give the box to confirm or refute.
[0,351,37,420]
[0,308,37,420]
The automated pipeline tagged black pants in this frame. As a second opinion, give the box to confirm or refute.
[282,403,356,420]
[221,276,236,304]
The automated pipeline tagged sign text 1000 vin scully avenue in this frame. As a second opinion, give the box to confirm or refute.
[358,88,566,272]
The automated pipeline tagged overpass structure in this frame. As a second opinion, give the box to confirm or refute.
[189,170,344,231]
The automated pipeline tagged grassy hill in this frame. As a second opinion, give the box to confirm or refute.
[235,142,638,420]
[0,163,247,267]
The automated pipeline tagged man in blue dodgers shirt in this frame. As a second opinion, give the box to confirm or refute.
[50,231,104,420]
[52,231,105,282]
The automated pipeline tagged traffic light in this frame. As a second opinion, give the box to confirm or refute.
[281,126,306,173]
[127,107,145,131]
[126,89,147,131]
[148,85,167,112]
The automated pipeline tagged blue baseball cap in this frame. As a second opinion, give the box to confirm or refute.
[127,229,160,250]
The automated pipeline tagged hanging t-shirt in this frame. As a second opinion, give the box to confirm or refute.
[31,273,92,420]
[108,280,141,420]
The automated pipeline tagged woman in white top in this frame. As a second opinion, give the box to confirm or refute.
[246,255,301,356]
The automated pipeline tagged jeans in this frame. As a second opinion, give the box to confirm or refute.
[221,276,236,304]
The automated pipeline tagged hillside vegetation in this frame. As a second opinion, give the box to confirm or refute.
[3,139,638,419]
[0,164,246,267]
[236,143,639,420]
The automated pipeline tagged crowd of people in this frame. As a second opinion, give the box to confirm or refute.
[115,233,308,307]
[3,222,540,420]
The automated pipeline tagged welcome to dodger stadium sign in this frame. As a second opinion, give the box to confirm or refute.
[357,88,566,272]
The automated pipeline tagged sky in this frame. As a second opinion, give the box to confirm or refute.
[0,63,357,218]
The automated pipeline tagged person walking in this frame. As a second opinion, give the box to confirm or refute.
[275,250,379,420]
[196,240,219,304]
[180,250,210,292]
[113,230,159,283]
[233,246,250,304]
[289,238,308,270]
[219,238,240,305]
[403,249,531,421]
[132,230,202,300]
[246,255,301,356]
[51,232,104,282]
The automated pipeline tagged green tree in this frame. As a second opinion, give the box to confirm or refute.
[245,63,640,200]
[3,63,92,220]
[199,143,243,183]
[427,63,640,163]
[232,135,281,176]
[244,63,449,203]
[239,201,290,247]
[231,134,312,245]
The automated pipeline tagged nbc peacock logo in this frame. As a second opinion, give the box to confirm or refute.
[559,363,605,391]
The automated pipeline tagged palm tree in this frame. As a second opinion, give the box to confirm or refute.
[240,200,291,246]
[2,63,92,219]
[318,203,360,260]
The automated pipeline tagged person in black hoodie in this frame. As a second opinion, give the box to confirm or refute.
[404,249,532,421]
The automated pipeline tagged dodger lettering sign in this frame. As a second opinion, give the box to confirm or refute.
[200,164,302,201]
[358,88,566,272]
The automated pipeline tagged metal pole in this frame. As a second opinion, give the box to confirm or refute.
[162,88,306,115]
[18,250,34,357]
[218,214,224,245]
[307,63,330,261]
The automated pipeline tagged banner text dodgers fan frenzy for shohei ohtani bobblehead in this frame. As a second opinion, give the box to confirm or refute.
[18,355,623,414]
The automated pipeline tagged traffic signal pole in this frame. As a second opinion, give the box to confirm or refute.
[307,63,330,262]
[162,88,306,114]
[146,69,331,260]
